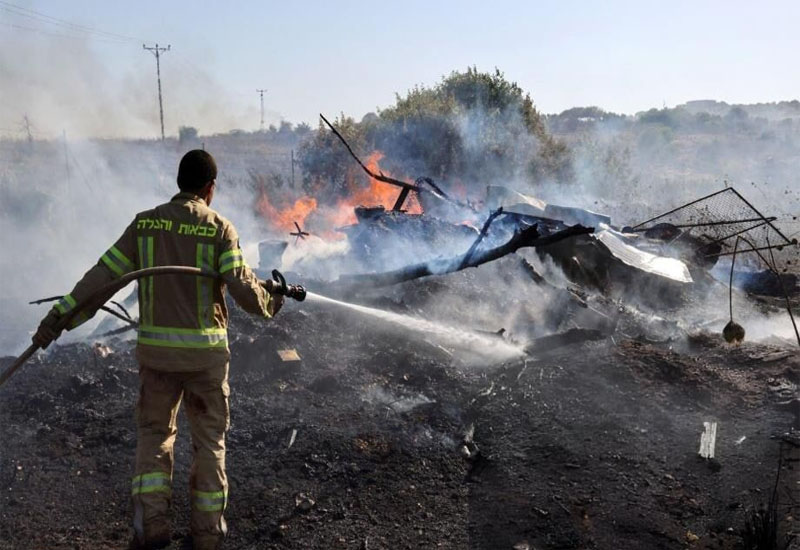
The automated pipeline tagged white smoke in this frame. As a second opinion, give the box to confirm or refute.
[0,29,262,139]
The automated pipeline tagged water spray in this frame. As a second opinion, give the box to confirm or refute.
[0,264,521,389]
[304,291,525,362]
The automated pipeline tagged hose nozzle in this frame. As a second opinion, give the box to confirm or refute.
[265,269,306,302]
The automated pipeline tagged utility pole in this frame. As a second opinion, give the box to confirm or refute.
[256,89,267,131]
[22,115,33,143]
[291,149,300,187]
[143,43,171,140]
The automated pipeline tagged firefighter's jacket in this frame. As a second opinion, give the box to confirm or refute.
[53,192,274,371]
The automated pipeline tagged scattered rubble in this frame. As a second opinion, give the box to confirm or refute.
[698,421,718,459]
[294,493,315,513]
[277,349,301,362]
[2,166,799,549]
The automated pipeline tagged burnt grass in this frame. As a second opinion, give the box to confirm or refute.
[1,276,799,549]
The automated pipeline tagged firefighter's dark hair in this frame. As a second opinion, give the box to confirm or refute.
[177,149,217,192]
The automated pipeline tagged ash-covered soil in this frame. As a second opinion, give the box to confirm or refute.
[1,262,799,550]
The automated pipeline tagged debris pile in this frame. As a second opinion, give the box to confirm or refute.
[2,123,799,549]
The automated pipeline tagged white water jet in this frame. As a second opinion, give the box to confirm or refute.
[305,291,525,363]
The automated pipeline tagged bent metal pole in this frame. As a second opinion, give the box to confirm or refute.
[0,266,216,389]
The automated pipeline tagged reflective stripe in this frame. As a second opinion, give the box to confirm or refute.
[219,249,245,274]
[53,294,89,329]
[137,236,155,325]
[131,472,170,496]
[101,254,124,277]
[219,259,245,274]
[146,238,154,323]
[218,249,240,262]
[193,489,227,512]
[138,325,228,349]
[196,243,215,328]
[101,245,134,278]
[137,236,146,321]
[53,294,77,315]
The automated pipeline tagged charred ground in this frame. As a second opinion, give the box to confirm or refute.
[1,257,798,550]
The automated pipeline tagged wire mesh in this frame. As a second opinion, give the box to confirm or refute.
[631,187,798,273]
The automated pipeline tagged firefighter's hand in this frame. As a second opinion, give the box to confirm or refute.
[33,309,63,349]
[260,280,284,316]
[269,292,285,316]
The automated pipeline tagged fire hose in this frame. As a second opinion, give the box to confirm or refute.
[0,266,305,389]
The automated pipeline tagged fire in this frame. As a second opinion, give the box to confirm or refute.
[254,151,422,236]
[256,190,317,233]
[333,152,423,225]
[348,152,406,209]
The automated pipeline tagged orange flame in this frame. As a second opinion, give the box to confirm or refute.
[254,151,422,236]
[332,152,423,225]
[350,152,406,208]
[256,190,317,233]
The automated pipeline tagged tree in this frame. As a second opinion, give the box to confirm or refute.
[294,122,312,138]
[298,114,366,196]
[299,68,573,197]
[178,126,198,143]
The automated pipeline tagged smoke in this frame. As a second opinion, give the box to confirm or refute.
[258,88,561,280]
[0,24,321,355]
[0,138,163,353]
[0,30,259,139]
[3,53,797,357]
[0,135,287,355]
[281,236,350,276]
[546,104,800,234]
[262,90,797,349]
[451,103,543,190]
[736,310,799,344]
[0,13,316,356]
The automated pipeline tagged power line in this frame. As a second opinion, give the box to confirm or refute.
[0,0,141,42]
[1,20,131,44]
[143,43,171,141]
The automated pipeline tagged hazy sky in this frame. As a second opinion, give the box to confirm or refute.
[2,0,799,136]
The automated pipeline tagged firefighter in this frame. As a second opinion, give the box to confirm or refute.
[33,150,283,550]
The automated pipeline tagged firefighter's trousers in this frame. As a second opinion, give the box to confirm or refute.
[132,362,230,547]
